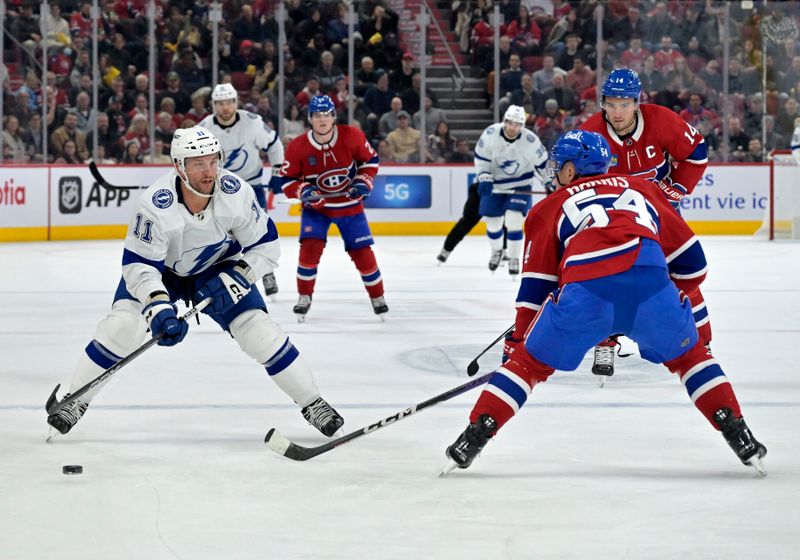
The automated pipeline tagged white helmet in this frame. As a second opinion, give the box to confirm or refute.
[211,83,238,103]
[171,126,222,198]
[503,105,526,125]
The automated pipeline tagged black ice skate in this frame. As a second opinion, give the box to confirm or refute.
[437,249,450,264]
[488,250,503,272]
[47,395,88,439]
[262,272,279,299]
[441,415,497,476]
[302,397,344,437]
[592,337,619,387]
[713,407,767,476]
[371,296,388,320]
[294,294,312,322]
[508,258,520,277]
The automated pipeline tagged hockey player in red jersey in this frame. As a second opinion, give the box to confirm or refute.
[276,95,387,321]
[580,68,710,381]
[442,131,766,476]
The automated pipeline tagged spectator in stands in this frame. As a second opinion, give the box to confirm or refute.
[159,71,191,114]
[414,95,448,137]
[10,1,41,70]
[364,70,396,126]
[51,112,89,162]
[317,51,345,92]
[282,55,307,96]
[763,116,786,153]
[506,5,542,56]
[377,139,395,163]
[118,114,150,157]
[542,74,577,115]
[356,56,379,96]
[620,36,650,74]
[762,7,799,52]
[696,119,719,161]
[69,50,91,91]
[448,139,473,163]
[185,90,210,122]
[70,2,93,40]
[362,4,399,42]
[121,139,144,164]
[500,54,525,98]
[159,97,183,129]
[534,98,566,150]
[19,71,41,112]
[390,52,418,93]
[697,59,722,93]
[294,7,325,52]
[73,91,95,136]
[780,56,800,93]
[573,98,599,127]
[479,35,514,78]
[546,9,580,55]
[744,138,764,163]
[665,57,694,96]
[232,5,262,51]
[728,58,760,96]
[555,33,583,72]
[654,36,683,75]
[679,93,720,130]
[23,113,44,162]
[379,96,404,138]
[653,73,684,112]
[386,111,421,163]
[3,115,30,163]
[128,94,150,121]
[11,90,35,129]
[532,55,566,93]
[173,47,205,94]
[254,60,278,93]
[401,73,439,115]
[728,116,751,153]
[230,39,263,72]
[644,2,675,48]
[91,145,116,165]
[683,36,711,74]
[282,104,306,144]
[743,93,764,139]
[565,56,595,98]
[87,112,120,161]
[144,139,172,164]
[296,76,322,110]
[427,121,457,163]
[326,2,351,48]
[501,72,542,125]
[54,139,84,164]
[42,3,71,50]
[155,112,176,150]
[329,76,353,120]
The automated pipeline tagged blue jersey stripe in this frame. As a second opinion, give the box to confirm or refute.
[122,249,165,271]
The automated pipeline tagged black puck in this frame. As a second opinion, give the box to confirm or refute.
[62,465,83,475]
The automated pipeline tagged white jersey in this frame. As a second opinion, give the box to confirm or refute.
[474,123,548,191]
[200,110,284,187]
[121,169,280,304]
[792,126,800,165]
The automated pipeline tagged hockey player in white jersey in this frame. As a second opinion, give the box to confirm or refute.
[201,83,284,299]
[474,105,548,276]
[46,126,344,440]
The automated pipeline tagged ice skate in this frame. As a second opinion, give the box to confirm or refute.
[508,258,520,279]
[441,415,496,475]
[262,272,278,301]
[302,397,344,437]
[371,296,388,321]
[713,408,767,476]
[592,337,617,387]
[293,294,312,322]
[46,395,88,441]
[488,250,503,272]
[436,248,450,265]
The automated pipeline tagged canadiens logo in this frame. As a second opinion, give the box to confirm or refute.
[152,188,174,209]
[316,167,352,192]
[220,174,241,194]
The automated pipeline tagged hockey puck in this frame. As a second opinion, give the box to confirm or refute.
[62,465,83,475]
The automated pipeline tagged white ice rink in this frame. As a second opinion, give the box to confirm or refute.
[1,235,799,560]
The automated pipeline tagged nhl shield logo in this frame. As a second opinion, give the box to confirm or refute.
[59,176,82,214]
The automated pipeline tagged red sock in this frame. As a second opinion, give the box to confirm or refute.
[297,238,325,296]
[348,247,384,298]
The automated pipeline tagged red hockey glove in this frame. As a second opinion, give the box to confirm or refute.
[282,181,310,201]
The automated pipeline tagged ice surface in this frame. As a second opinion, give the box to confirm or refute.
[1,235,798,560]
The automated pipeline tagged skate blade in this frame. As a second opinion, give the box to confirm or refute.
[377,314,387,322]
[438,460,460,478]
[46,427,61,443]
[268,294,278,303]
[747,456,767,477]
[597,375,606,388]
[296,314,306,323]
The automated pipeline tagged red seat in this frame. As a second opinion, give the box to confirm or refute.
[230,71,254,93]
[522,55,543,73]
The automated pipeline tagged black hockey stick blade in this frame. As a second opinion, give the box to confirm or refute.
[264,371,495,461]
[45,299,211,416]
[89,161,147,190]
[466,324,515,377]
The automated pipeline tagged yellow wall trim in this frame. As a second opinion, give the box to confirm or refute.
[684,221,761,235]
[49,225,128,240]
[0,227,48,242]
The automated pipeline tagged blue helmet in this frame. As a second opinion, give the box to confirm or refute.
[308,94,336,119]
[601,68,642,100]
[551,130,612,177]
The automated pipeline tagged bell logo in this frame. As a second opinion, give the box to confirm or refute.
[0,178,26,205]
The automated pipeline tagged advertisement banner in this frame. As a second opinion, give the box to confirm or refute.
[0,166,49,241]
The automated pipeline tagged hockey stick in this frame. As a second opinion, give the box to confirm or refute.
[264,371,494,461]
[278,192,348,205]
[89,161,147,190]
[466,323,515,376]
[491,189,547,195]
[45,299,211,416]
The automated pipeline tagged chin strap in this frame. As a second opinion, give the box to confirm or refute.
[178,168,216,199]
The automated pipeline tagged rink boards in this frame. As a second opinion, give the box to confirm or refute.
[0,163,768,242]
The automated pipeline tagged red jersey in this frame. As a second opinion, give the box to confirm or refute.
[513,174,707,335]
[580,104,708,204]
[278,125,380,217]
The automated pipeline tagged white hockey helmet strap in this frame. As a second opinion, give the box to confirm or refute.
[171,126,223,198]
[503,105,526,125]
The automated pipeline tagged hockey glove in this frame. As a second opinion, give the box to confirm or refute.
[477,173,494,196]
[502,331,522,365]
[194,260,256,315]
[348,174,373,201]
[300,184,327,210]
[143,291,189,347]
[282,181,311,201]
[267,172,284,195]
[657,179,689,210]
